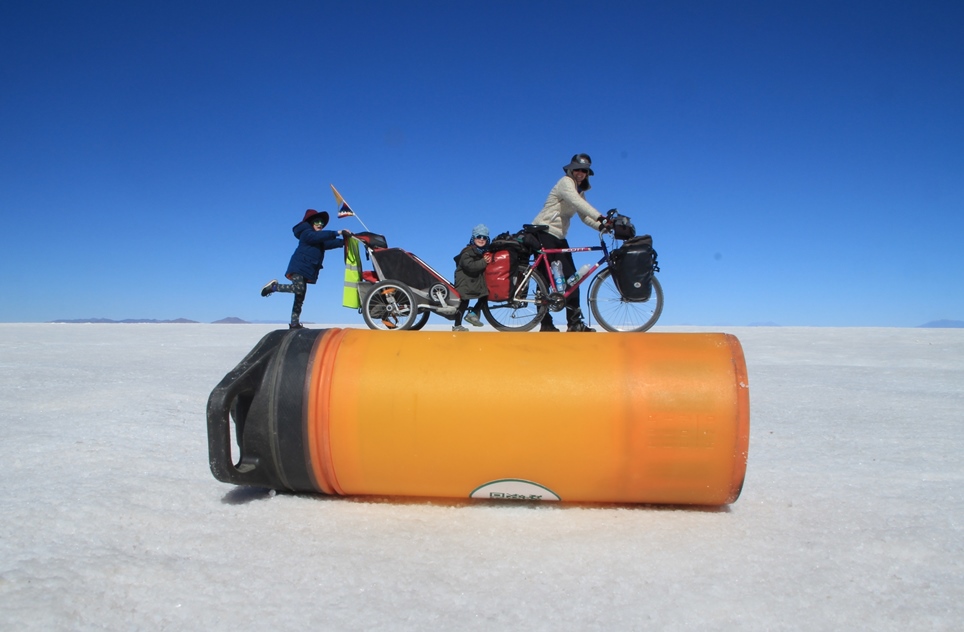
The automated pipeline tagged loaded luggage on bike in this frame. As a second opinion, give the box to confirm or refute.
[484,233,524,302]
[609,235,659,302]
[484,226,543,301]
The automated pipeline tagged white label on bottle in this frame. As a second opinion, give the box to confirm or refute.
[469,479,561,501]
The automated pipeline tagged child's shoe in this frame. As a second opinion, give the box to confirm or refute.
[261,280,279,297]
[465,311,483,327]
[452,325,469,332]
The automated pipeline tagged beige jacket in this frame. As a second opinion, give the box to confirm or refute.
[531,175,604,239]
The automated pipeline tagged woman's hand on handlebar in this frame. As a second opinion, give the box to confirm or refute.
[598,209,618,233]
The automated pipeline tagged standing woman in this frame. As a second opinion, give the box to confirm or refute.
[531,153,605,332]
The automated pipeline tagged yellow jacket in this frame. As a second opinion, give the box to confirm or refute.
[342,237,362,309]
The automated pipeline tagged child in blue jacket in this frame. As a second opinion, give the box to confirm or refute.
[261,209,349,329]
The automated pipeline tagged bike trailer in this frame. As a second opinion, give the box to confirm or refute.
[610,235,659,301]
[370,248,447,290]
[368,248,460,309]
[351,233,455,300]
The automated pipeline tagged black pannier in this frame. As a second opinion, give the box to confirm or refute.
[520,224,548,254]
[491,224,545,259]
[610,235,658,301]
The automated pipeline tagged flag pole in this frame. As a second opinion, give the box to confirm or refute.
[330,184,371,232]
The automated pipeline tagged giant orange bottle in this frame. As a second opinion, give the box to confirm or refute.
[208,328,749,506]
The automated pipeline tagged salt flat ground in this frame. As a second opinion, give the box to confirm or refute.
[1,323,962,630]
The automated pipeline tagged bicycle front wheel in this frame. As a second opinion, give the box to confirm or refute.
[588,270,663,332]
[482,272,548,332]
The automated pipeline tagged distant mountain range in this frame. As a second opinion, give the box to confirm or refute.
[918,319,964,328]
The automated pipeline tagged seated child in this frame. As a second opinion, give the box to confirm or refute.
[451,224,491,331]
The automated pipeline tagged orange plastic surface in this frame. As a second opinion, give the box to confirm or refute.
[307,330,749,506]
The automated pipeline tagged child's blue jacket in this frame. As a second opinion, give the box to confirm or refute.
[285,222,344,283]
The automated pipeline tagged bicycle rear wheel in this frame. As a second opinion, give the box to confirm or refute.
[588,269,663,332]
[409,311,431,331]
[482,272,548,332]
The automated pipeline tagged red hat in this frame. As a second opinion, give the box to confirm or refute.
[302,209,330,226]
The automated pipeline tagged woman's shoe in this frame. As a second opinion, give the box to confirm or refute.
[567,322,596,332]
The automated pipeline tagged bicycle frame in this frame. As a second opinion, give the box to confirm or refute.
[513,232,612,304]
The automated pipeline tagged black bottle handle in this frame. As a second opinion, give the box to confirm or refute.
[206,330,288,485]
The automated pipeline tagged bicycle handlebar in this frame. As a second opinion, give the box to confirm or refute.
[598,208,619,234]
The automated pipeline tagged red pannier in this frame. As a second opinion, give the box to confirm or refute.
[485,249,514,301]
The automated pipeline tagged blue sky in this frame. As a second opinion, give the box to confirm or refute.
[2,0,962,326]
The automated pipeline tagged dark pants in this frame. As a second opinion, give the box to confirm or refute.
[536,232,583,327]
[455,298,488,326]
[275,274,307,326]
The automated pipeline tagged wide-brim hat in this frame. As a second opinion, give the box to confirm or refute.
[563,156,594,175]
[302,209,330,226]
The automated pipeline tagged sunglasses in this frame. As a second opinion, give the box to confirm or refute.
[312,219,326,225]
[573,169,589,174]
[473,235,488,240]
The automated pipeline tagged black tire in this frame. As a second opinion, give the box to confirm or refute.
[361,280,418,331]
[409,311,431,331]
[482,271,549,332]
[588,270,663,332]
